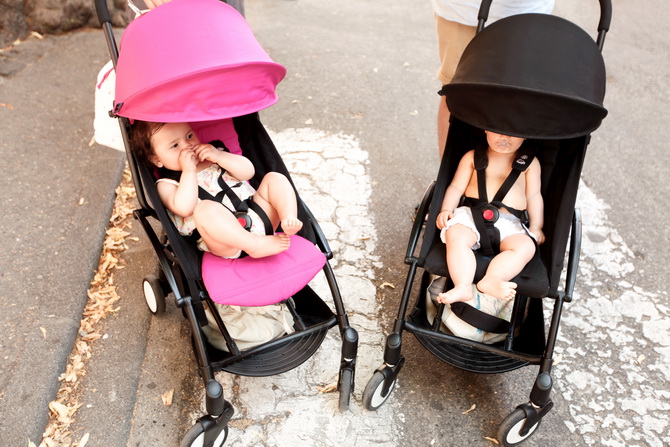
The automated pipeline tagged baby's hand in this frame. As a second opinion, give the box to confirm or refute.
[178,148,198,172]
[193,144,220,163]
[436,210,453,229]
[530,227,545,245]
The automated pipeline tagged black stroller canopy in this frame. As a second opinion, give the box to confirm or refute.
[441,13,608,139]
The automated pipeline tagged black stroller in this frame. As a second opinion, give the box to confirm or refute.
[95,0,358,445]
[362,1,611,445]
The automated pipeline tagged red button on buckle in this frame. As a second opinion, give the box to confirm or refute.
[483,209,495,221]
[237,217,247,227]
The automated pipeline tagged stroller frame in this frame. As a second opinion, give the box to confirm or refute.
[95,1,358,445]
[363,1,612,446]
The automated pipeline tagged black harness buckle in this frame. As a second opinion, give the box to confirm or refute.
[481,205,499,223]
[234,211,252,231]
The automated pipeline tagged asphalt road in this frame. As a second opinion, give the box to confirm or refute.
[1,0,668,446]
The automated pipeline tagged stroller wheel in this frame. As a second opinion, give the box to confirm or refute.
[142,275,166,315]
[497,408,541,447]
[338,368,354,412]
[362,370,396,411]
[180,421,228,447]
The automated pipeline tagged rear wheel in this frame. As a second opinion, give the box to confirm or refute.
[497,408,540,447]
[180,421,228,447]
[143,275,166,315]
[338,368,353,412]
[362,370,396,411]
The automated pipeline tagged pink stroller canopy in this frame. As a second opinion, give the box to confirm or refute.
[113,0,286,122]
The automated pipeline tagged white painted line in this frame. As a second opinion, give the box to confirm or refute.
[556,181,670,446]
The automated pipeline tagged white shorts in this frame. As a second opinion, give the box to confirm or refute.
[439,206,533,250]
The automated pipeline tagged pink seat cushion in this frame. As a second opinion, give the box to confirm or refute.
[202,235,326,306]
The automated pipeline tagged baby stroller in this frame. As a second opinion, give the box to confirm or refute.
[363,1,611,445]
[95,0,358,445]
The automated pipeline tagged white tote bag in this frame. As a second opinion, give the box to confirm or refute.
[425,276,522,344]
[93,60,125,152]
[202,301,295,352]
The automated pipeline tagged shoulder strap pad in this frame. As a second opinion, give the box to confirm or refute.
[512,145,536,172]
[473,144,488,171]
[209,140,229,152]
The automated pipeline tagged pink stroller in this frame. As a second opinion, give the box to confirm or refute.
[95,0,358,445]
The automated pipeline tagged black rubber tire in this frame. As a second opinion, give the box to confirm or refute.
[497,408,541,447]
[338,368,353,412]
[142,274,166,315]
[180,421,228,447]
[362,370,395,411]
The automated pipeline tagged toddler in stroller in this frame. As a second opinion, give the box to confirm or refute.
[128,120,302,258]
[363,1,611,446]
[436,130,544,304]
[95,0,359,445]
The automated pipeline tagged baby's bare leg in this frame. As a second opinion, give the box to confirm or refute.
[437,224,478,304]
[477,234,535,300]
[254,172,303,235]
[193,201,290,258]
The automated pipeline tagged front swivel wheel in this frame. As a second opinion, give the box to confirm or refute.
[497,408,541,447]
[362,370,396,411]
[338,368,354,412]
[180,421,228,447]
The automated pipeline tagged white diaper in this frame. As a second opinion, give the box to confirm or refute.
[439,206,533,250]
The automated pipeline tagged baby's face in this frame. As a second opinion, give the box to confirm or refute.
[150,122,201,170]
[485,131,525,154]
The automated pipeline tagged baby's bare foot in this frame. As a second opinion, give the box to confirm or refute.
[477,276,516,300]
[281,218,303,236]
[437,284,474,304]
[245,234,291,258]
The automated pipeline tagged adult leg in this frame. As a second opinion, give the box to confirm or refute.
[435,16,476,157]
[253,172,303,235]
[437,224,478,304]
[193,201,290,258]
[477,234,536,300]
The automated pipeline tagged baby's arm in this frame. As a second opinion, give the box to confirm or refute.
[525,158,545,244]
[157,150,200,217]
[194,144,255,181]
[436,150,475,229]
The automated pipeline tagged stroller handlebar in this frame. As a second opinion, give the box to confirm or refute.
[477,0,612,47]
[94,0,112,26]
[597,0,613,32]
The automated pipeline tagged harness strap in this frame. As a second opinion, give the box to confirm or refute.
[247,199,275,236]
[467,144,536,255]
[450,301,511,333]
[465,197,498,257]
[492,147,535,203]
[197,173,274,236]
[474,145,489,202]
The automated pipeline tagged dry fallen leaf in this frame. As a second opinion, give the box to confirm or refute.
[40,327,47,339]
[78,433,90,447]
[49,401,73,424]
[483,436,500,444]
[28,440,37,447]
[316,381,338,393]
[162,389,174,406]
[635,354,646,365]
[379,282,396,289]
[463,403,476,414]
